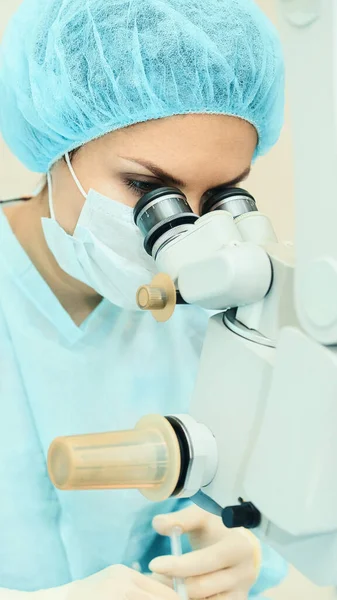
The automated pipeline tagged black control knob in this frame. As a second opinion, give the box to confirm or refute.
[222,502,261,529]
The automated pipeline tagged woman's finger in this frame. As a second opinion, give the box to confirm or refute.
[185,564,254,599]
[153,505,207,536]
[132,570,178,599]
[150,537,251,578]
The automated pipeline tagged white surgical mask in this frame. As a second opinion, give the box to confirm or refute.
[41,153,158,309]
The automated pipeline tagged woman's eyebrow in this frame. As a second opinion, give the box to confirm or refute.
[119,156,251,189]
[119,156,185,186]
[220,167,251,187]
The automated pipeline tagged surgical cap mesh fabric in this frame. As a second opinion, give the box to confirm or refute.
[0,0,284,173]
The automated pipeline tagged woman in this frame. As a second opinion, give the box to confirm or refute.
[0,0,287,598]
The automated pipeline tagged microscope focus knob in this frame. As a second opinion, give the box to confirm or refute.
[222,502,261,529]
[136,273,177,322]
[137,285,167,310]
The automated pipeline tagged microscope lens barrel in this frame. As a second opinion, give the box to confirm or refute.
[200,186,257,219]
[133,187,198,256]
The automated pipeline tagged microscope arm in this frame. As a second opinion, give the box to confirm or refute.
[276,0,337,344]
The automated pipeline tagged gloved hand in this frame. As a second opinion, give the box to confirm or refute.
[0,566,180,600]
[64,565,180,600]
[149,505,262,600]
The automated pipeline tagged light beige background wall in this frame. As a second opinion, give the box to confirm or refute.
[0,0,40,198]
[0,1,335,598]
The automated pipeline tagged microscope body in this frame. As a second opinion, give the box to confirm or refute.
[154,185,337,584]
[149,193,337,586]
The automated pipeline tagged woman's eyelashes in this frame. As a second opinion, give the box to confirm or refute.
[123,177,162,197]
[123,175,246,202]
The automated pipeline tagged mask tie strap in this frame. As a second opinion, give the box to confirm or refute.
[47,172,56,221]
[47,152,87,222]
[65,152,87,198]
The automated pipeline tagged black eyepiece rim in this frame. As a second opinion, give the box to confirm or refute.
[133,186,188,224]
[200,186,256,216]
[144,213,198,255]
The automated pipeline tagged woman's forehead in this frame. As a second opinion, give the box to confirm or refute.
[90,114,257,186]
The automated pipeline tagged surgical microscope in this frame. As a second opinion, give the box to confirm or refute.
[48,1,337,586]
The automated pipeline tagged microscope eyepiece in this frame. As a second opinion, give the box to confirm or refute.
[133,187,198,257]
[200,186,257,219]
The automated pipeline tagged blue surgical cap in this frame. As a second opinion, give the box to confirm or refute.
[0,0,284,173]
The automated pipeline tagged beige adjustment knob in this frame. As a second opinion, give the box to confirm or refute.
[137,286,167,310]
[136,273,177,322]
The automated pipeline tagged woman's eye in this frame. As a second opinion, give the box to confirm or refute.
[124,179,159,196]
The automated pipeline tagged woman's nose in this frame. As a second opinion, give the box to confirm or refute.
[186,194,201,216]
